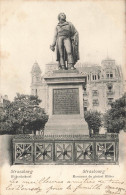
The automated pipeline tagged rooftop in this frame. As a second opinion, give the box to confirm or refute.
[75,63,102,73]
[31,61,42,74]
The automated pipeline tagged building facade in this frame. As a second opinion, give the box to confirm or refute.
[31,58,124,113]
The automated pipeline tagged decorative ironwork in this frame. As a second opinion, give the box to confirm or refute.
[15,143,33,163]
[35,143,53,162]
[96,142,115,161]
[55,143,73,161]
[13,134,119,165]
[75,142,93,161]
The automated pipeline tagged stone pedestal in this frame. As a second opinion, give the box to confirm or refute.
[44,69,89,135]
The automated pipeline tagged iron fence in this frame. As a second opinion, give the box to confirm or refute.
[12,133,119,165]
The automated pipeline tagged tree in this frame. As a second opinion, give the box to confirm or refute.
[84,110,102,135]
[0,100,14,134]
[104,93,126,133]
[0,93,48,134]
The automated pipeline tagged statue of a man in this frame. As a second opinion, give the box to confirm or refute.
[50,13,79,70]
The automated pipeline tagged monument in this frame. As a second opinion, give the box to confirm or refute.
[50,13,79,70]
[12,13,119,165]
[44,13,89,135]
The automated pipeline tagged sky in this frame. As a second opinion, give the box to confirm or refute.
[0,0,125,100]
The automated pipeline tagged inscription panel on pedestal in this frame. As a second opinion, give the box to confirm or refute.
[53,88,80,115]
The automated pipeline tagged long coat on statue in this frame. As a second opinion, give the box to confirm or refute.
[55,21,79,65]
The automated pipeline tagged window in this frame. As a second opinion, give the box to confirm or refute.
[110,73,113,78]
[93,99,99,106]
[106,73,109,78]
[84,87,86,91]
[84,107,87,111]
[83,88,88,96]
[98,74,100,79]
[107,84,114,95]
[83,100,88,106]
[92,90,98,96]
[108,98,113,105]
[106,71,113,79]
[108,85,112,92]
[92,75,97,80]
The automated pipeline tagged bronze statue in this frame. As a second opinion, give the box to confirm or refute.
[50,13,79,70]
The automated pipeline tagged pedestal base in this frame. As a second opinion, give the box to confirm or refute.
[44,115,89,135]
[44,70,89,136]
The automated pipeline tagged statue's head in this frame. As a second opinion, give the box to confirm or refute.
[58,13,66,21]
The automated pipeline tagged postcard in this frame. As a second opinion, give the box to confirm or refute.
[0,0,126,194]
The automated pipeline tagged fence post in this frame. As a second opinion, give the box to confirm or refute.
[93,139,97,164]
[73,140,75,164]
[33,140,35,165]
[13,141,15,165]
[53,140,55,162]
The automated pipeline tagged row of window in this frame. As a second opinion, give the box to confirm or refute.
[83,89,114,96]
[87,74,100,81]
[83,84,114,96]
[87,72,113,81]
[84,98,114,107]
